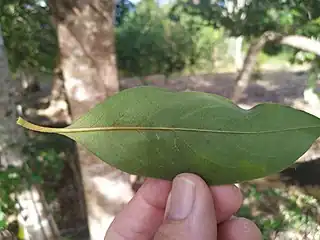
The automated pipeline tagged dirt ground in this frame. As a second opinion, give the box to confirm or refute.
[120,69,309,105]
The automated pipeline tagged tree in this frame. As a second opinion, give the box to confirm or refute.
[0,0,58,74]
[48,1,133,239]
[116,0,189,83]
[233,33,320,102]
[115,0,135,26]
[116,0,222,83]
[173,0,320,102]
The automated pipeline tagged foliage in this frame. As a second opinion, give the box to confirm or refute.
[173,0,320,60]
[17,86,320,185]
[173,0,320,37]
[0,0,226,78]
[115,0,135,26]
[168,3,227,73]
[0,0,58,74]
[0,209,6,230]
[0,134,66,230]
[238,184,320,239]
[173,0,320,95]
[115,0,221,79]
[116,0,188,79]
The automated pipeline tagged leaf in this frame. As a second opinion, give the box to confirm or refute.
[0,209,6,230]
[16,86,320,185]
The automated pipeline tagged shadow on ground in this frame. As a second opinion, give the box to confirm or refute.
[120,70,311,106]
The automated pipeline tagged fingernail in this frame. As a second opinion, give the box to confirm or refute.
[166,176,195,220]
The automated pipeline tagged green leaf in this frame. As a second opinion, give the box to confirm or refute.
[16,86,320,185]
[0,209,6,230]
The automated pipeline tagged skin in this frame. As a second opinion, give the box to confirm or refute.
[105,173,262,240]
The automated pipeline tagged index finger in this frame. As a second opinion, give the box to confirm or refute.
[105,178,171,240]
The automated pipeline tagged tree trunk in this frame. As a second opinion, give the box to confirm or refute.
[226,0,245,72]
[228,36,244,72]
[0,26,60,240]
[48,1,134,239]
[232,31,320,102]
[234,36,244,71]
[232,31,281,102]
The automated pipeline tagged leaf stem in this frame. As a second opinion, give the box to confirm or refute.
[16,117,320,135]
[17,117,64,133]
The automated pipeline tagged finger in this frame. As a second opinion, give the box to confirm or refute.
[210,185,243,223]
[105,178,171,240]
[154,173,217,240]
[218,217,262,240]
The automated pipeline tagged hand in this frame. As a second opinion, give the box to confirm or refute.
[105,173,262,240]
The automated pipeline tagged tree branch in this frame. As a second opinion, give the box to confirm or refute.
[279,35,320,56]
[232,31,320,102]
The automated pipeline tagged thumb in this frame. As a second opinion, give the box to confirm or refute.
[154,173,217,240]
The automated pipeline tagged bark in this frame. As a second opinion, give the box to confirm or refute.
[228,37,244,72]
[226,0,245,72]
[34,61,72,126]
[232,31,281,102]
[48,1,134,239]
[280,35,320,56]
[232,31,320,102]
[51,59,66,102]
[0,26,59,240]
[234,36,244,71]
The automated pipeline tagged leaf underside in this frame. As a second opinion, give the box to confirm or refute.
[17,86,320,185]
